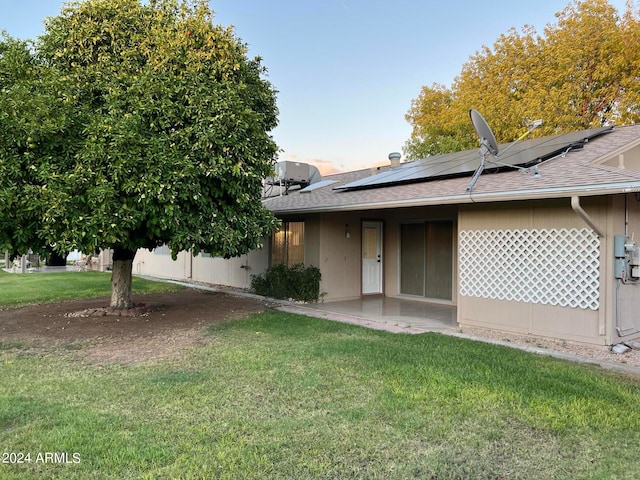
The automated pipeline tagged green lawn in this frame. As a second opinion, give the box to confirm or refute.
[0,269,183,307]
[1,309,639,479]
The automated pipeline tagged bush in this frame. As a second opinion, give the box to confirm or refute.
[251,263,321,302]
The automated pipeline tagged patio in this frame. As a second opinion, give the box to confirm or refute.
[279,296,458,334]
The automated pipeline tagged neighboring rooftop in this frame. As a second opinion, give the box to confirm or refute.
[263,124,640,215]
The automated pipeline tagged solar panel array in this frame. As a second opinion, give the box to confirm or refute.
[335,126,613,191]
[299,179,338,193]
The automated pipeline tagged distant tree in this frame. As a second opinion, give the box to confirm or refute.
[404,83,473,158]
[0,0,280,309]
[405,0,638,159]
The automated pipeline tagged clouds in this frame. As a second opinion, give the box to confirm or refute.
[279,154,342,176]
[279,152,389,177]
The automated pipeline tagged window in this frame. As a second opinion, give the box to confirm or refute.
[271,221,304,266]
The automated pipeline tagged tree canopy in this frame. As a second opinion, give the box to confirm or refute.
[404,0,640,159]
[0,0,280,308]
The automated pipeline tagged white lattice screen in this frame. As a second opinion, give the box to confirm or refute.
[459,228,600,310]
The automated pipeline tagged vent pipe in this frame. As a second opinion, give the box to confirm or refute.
[389,152,402,167]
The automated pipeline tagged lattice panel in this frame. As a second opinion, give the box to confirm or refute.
[459,228,600,310]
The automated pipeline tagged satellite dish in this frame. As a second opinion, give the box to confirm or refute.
[467,109,543,193]
[467,109,498,192]
[469,109,499,156]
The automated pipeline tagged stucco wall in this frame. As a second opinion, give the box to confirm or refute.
[133,243,269,289]
[134,248,192,279]
[607,194,640,344]
[129,192,640,347]
[457,198,607,345]
[316,212,363,301]
[312,206,458,302]
[191,248,268,289]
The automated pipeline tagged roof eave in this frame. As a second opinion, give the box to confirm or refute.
[266,181,640,215]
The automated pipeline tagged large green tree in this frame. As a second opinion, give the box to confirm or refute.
[0,0,280,309]
[405,0,640,159]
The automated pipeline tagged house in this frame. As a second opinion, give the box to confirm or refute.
[134,123,640,347]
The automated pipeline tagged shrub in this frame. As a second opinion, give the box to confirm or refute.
[251,263,321,302]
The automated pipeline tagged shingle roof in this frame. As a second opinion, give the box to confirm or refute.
[263,125,640,215]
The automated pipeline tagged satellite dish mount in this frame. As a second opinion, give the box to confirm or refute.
[467,109,499,192]
[466,109,542,192]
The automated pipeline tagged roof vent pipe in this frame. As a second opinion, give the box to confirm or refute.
[389,152,402,167]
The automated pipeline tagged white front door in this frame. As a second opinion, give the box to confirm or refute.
[362,221,383,294]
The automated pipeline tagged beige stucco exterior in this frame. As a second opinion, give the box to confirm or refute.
[314,212,363,300]
[276,196,640,347]
[133,245,268,290]
[284,206,458,302]
[456,198,608,345]
[132,123,640,347]
[133,193,640,347]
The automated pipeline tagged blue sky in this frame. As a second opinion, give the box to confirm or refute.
[0,0,631,174]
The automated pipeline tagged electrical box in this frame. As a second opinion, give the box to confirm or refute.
[614,235,627,258]
[614,234,640,280]
[630,244,640,279]
[615,258,628,279]
[614,235,628,279]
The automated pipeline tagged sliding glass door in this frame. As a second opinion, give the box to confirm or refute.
[400,221,453,300]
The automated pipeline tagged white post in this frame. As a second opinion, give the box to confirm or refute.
[21,254,27,274]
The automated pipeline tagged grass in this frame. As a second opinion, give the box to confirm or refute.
[0,269,183,307]
[1,310,639,479]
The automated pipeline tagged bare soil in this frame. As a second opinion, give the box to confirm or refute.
[0,289,271,365]
[460,326,640,371]
[2,288,639,373]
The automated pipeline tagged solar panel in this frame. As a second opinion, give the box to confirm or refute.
[299,179,338,193]
[335,126,613,191]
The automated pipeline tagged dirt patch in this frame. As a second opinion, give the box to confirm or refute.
[0,289,271,365]
[3,288,638,373]
[460,326,640,372]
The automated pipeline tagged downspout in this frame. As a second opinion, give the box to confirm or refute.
[571,196,607,337]
[571,196,604,238]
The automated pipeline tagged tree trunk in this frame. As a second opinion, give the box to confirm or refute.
[110,247,136,310]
